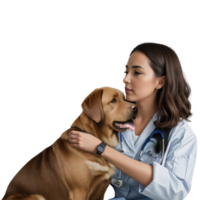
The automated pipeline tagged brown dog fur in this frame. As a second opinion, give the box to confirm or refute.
[2,87,136,200]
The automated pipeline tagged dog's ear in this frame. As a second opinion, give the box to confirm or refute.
[81,88,104,123]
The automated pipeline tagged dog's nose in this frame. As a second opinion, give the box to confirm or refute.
[131,105,137,111]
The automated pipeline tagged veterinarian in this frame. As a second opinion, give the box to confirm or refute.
[69,43,197,200]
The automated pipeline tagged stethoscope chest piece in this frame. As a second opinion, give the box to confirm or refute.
[114,178,124,188]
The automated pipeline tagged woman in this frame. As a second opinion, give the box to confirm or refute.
[68,43,197,200]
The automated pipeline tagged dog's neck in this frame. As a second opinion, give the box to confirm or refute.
[70,112,119,148]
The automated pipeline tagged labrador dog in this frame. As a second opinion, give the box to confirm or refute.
[2,87,137,200]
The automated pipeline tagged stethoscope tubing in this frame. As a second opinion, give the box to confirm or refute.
[120,131,125,152]
[115,130,165,188]
[120,130,165,164]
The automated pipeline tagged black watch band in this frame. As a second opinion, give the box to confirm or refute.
[96,142,107,155]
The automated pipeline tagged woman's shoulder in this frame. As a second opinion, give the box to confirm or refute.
[170,119,197,142]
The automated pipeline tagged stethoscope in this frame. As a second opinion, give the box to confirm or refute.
[114,130,165,188]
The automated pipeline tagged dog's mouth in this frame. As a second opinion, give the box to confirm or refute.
[113,118,135,131]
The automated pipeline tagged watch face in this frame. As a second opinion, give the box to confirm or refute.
[97,146,104,152]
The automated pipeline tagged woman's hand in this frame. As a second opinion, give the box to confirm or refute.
[68,130,102,154]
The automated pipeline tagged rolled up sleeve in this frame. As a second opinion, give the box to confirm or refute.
[138,132,197,200]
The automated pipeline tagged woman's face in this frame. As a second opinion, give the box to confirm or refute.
[123,51,161,102]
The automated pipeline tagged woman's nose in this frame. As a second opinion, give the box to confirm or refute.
[123,75,131,84]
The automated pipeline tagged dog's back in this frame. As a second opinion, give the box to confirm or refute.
[2,140,70,200]
[2,127,115,200]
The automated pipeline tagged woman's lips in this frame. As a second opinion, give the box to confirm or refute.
[124,89,132,93]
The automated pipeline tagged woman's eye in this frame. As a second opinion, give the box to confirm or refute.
[122,70,141,76]
[122,70,128,76]
[135,72,141,75]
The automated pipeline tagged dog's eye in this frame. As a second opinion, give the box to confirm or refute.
[111,98,116,103]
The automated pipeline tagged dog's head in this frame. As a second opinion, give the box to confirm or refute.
[81,87,137,132]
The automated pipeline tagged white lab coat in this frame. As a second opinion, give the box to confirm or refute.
[110,112,197,200]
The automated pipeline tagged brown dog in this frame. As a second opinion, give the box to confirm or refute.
[2,87,137,200]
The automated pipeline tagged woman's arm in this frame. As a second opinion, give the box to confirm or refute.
[69,130,153,187]
[102,145,153,187]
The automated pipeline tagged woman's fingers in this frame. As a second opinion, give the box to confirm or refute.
[69,131,79,143]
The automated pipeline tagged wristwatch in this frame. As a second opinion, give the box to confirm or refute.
[96,142,107,155]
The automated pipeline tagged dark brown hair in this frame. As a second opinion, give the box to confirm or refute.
[130,43,192,152]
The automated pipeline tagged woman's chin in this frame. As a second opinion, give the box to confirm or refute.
[125,98,136,103]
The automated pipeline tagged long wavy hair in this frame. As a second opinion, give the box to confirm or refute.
[130,42,192,153]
